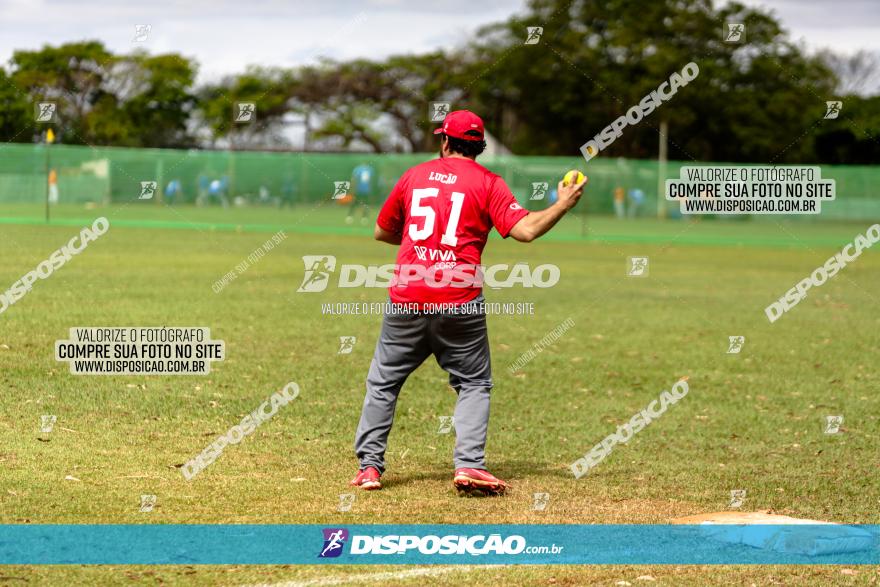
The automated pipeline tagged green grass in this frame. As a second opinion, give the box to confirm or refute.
[0,204,878,585]
[0,202,871,247]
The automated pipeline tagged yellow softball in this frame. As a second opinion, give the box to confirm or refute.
[562,170,585,187]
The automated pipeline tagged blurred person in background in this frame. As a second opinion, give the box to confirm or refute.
[628,187,645,218]
[164,179,182,205]
[613,186,625,218]
[346,162,377,225]
[208,176,230,207]
[48,168,59,204]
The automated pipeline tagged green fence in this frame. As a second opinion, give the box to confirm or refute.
[1,143,878,220]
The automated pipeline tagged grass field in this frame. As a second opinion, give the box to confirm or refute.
[1,203,878,585]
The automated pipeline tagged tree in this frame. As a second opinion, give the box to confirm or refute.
[460,0,837,162]
[196,67,296,149]
[2,3,871,164]
[10,41,114,144]
[0,69,31,142]
[823,50,880,96]
[289,54,465,152]
[8,41,198,147]
[114,52,198,148]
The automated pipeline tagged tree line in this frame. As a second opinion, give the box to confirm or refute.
[1,0,878,163]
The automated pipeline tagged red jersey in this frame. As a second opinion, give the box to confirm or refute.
[376,157,529,306]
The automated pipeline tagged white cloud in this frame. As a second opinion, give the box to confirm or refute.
[1,0,877,83]
[0,0,526,82]
[738,0,880,52]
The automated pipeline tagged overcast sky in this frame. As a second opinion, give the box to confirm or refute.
[0,0,878,82]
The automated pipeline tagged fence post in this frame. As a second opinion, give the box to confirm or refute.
[657,119,668,219]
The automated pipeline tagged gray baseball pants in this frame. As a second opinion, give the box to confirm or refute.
[354,296,492,473]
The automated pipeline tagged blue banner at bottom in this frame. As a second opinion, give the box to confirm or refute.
[0,524,877,565]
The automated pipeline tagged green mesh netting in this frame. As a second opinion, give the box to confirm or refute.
[1,143,876,220]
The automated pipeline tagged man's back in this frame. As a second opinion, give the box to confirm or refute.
[353,109,585,496]
[376,157,527,306]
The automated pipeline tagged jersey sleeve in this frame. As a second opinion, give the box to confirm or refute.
[487,175,529,238]
[376,172,407,234]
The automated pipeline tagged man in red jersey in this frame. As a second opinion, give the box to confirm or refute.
[351,110,587,495]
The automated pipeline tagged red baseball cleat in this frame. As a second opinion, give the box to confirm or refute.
[454,468,508,496]
[350,466,382,490]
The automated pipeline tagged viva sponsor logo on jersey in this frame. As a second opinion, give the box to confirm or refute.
[413,245,457,270]
[297,255,559,292]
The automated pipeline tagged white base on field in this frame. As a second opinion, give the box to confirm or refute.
[671,511,874,555]
[671,511,834,525]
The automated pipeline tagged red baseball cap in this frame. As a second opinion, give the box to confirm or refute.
[433,110,485,141]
